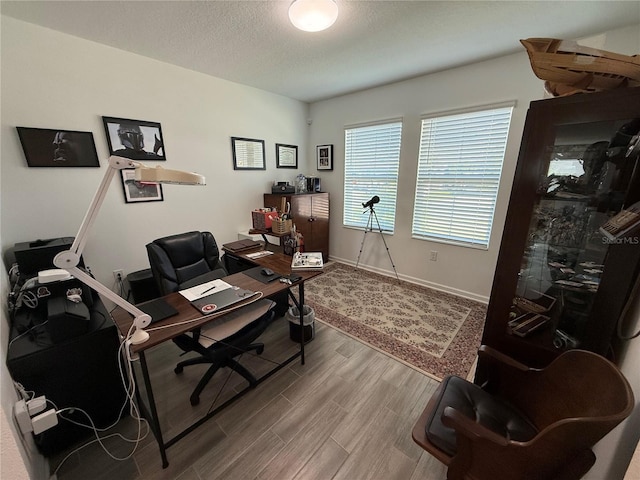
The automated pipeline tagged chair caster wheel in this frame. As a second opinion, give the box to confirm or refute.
[190,396,200,406]
[256,345,264,355]
[175,366,183,374]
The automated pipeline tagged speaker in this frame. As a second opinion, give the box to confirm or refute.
[127,269,161,304]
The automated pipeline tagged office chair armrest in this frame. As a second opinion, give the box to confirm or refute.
[442,406,510,447]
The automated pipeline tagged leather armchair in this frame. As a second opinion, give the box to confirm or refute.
[146,231,274,405]
[412,345,634,480]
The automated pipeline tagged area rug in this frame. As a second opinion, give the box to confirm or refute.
[304,262,486,380]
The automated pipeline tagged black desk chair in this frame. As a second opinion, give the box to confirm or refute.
[147,231,274,405]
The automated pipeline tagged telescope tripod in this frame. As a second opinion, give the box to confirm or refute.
[355,206,399,281]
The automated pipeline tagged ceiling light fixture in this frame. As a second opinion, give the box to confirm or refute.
[289,0,338,32]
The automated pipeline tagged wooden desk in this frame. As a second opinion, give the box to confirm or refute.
[111,252,322,468]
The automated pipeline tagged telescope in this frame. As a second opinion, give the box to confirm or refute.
[362,196,380,209]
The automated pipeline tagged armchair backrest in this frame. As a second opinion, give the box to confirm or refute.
[146,231,227,295]
[458,348,634,480]
[500,349,633,430]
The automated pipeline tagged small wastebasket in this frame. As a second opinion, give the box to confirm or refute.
[286,305,315,343]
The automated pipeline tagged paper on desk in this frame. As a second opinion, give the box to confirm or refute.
[246,250,274,259]
[179,279,232,301]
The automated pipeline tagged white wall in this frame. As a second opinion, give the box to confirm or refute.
[2,14,639,480]
[308,24,640,303]
[1,16,310,284]
[309,23,640,479]
[308,52,543,302]
[1,15,309,479]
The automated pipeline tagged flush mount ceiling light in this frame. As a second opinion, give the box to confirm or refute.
[289,0,338,32]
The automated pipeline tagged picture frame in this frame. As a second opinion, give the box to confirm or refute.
[231,137,266,170]
[317,144,333,171]
[276,143,298,169]
[16,127,100,167]
[102,116,166,161]
[120,168,164,203]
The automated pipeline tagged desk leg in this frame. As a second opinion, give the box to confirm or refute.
[299,282,305,365]
[139,351,169,468]
[287,284,306,365]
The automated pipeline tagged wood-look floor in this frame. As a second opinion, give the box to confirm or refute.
[51,317,447,480]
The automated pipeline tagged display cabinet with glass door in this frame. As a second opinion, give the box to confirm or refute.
[478,87,640,373]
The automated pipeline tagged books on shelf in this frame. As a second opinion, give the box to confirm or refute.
[291,252,323,270]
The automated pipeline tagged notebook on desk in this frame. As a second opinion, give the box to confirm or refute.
[190,287,259,315]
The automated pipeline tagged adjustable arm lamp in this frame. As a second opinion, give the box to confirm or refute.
[53,155,205,345]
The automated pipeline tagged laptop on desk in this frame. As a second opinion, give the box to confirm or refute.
[190,286,259,314]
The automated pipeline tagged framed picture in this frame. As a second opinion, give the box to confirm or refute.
[317,144,333,171]
[120,169,164,203]
[102,116,166,161]
[231,137,265,170]
[276,143,298,168]
[16,127,100,167]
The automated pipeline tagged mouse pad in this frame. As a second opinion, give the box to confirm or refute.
[242,266,282,284]
[137,298,179,324]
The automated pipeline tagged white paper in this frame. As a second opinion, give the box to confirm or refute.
[246,250,274,259]
[179,279,232,301]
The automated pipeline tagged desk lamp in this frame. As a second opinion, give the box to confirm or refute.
[54,155,205,345]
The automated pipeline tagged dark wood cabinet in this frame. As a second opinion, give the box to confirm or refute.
[264,192,330,261]
[478,88,640,376]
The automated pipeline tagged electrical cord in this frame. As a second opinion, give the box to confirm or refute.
[49,322,150,475]
[50,290,268,473]
[145,291,264,333]
[13,381,34,402]
[8,320,49,350]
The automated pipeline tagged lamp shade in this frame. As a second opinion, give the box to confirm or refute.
[136,165,206,185]
[289,0,338,32]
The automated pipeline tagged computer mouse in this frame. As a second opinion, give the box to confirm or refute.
[261,268,274,276]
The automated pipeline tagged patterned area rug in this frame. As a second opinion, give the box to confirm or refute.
[304,262,486,380]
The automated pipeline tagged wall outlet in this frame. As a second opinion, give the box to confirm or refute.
[430,251,438,261]
[113,269,124,282]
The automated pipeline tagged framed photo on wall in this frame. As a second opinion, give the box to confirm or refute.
[103,116,166,161]
[317,144,333,171]
[120,168,164,203]
[231,137,266,170]
[16,127,100,167]
[276,143,298,168]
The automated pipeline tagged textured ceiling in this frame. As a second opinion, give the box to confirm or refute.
[2,1,639,102]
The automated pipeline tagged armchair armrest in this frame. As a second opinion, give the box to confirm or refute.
[442,406,510,447]
[478,345,530,372]
[477,345,541,397]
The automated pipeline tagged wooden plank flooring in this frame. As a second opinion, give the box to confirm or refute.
[51,316,447,480]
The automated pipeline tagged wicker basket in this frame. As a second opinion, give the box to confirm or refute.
[272,218,293,235]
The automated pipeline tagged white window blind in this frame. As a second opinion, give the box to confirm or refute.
[344,121,402,232]
[412,105,513,248]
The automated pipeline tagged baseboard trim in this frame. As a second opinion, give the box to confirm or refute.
[328,256,489,304]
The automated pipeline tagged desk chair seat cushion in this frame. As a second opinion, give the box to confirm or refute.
[426,375,538,456]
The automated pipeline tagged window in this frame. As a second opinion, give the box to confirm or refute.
[412,104,514,249]
[344,120,402,232]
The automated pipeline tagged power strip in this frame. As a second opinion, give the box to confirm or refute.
[14,397,58,435]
